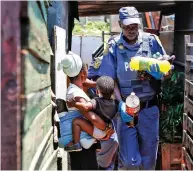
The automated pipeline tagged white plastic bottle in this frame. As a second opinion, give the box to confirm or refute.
[126,92,140,116]
[125,92,140,127]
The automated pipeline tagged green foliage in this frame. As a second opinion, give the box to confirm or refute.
[159,70,185,143]
[72,19,110,36]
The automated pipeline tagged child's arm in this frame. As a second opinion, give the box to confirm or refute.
[67,96,94,113]
[83,79,96,94]
[67,97,106,130]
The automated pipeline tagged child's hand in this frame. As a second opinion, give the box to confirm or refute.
[66,98,76,108]
[100,127,114,141]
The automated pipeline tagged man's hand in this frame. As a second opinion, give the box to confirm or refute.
[147,55,175,80]
[157,55,175,62]
[146,63,164,80]
[101,128,115,141]
[118,101,133,123]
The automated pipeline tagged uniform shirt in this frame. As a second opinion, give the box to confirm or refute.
[88,31,166,99]
[91,97,119,124]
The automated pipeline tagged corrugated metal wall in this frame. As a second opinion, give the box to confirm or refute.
[72,35,102,66]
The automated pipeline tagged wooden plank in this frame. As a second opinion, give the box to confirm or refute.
[161,143,181,170]
[22,1,52,63]
[187,43,193,47]
[170,144,182,166]
[38,1,48,23]
[46,156,57,170]
[161,144,171,169]
[184,96,193,117]
[187,116,193,138]
[38,135,55,170]
[1,1,21,169]
[185,67,193,80]
[22,104,52,170]
[184,131,193,157]
[22,86,51,133]
[21,50,51,94]
[182,163,187,170]
[182,147,193,170]
[58,148,68,170]
[185,35,191,80]
[29,128,53,170]
[185,79,193,98]
[183,130,187,146]
[183,113,188,131]
[186,55,193,62]
[40,148,58,170]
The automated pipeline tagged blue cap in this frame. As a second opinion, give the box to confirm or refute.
[119,7,140,25]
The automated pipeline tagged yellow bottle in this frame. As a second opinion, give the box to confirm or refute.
[129,56,172,73]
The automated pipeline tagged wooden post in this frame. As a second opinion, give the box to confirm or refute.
[1,1,21,170]
[161,143,182,170]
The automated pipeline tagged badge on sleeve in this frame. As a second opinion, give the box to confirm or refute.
[118,44,124,50]
[93,56,103,69]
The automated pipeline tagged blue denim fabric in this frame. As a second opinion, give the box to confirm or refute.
[58,110,94,148]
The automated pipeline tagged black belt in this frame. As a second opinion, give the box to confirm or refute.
[125,97,157,127]
[140,97,157,110]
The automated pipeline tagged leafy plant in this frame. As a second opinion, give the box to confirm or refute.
[72,19,110,36]
[159,70,185,143]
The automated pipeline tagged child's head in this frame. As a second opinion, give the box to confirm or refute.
[56,98,68,113]
[96,76,114,99]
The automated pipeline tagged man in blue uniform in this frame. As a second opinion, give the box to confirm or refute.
[88,6,168,170]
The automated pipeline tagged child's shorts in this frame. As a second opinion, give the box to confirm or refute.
[93,126,106,139]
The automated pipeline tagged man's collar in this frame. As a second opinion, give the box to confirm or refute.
[117,32,142,48]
